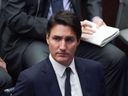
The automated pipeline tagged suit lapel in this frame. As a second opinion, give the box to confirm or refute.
[75,58,90,96]
[41,58,62,96]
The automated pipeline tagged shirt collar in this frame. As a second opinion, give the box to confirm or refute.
[49,54,75,77]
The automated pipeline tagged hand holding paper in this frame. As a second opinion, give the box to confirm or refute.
[81,16,106,36]
[81,25,119,47]
[81,20,97,35]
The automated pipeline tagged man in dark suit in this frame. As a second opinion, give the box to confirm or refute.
[0,0,127,96]
[12,11,105,96]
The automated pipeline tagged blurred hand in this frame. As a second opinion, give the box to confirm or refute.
[0,57,7,72]
[81,20,97,39]
[80,17,106,39]
[92,16,106,28]
[81,20,97,34]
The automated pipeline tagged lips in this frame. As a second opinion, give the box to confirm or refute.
[57,53,69,57]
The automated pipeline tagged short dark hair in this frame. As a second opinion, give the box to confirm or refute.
[47,10,82,40]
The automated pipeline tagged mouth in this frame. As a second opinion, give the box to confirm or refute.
[57,53,68,57]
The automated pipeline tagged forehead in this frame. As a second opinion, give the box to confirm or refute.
[50,24,76,37]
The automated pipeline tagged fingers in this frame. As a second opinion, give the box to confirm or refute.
[81,20,97,35]
[92,16,106,27]
[80,17,106,39]
[81,20,96,28]
[82,26,96,34]
[0,57,7,72]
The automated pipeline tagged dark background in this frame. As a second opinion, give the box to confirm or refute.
[103,0,119,26]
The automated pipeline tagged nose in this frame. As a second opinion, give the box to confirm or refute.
[59,40,66,51]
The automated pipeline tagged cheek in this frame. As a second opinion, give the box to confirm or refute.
[49,43,58,51]
[69,45,78,52]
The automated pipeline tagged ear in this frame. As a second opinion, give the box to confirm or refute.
[46,33,49,45]
[77,39,80,47]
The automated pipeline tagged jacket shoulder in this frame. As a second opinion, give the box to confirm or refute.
[20,58,50,79]
[75,57,103,70]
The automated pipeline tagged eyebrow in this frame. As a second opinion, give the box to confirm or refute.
[52,35,75,38]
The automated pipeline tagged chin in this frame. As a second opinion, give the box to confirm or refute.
[57,58,70,65]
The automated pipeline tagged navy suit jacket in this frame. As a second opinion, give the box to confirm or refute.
[13,57,105,96]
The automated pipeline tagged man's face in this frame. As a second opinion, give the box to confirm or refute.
[47,24,80,66]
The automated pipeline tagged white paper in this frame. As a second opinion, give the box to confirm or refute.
[81,26,120,47]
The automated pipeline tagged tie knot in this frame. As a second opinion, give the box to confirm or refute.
[65,67,71,78]
[65,67,71,74]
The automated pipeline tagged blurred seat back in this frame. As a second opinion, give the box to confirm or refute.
[116,0,128,29]
[115,0,128,55]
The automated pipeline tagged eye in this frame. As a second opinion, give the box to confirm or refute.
[65,37,75,43]
[52,36,61,41]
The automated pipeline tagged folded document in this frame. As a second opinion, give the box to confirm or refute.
[81,26,120,47]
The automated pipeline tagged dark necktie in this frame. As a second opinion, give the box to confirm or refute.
[65,67,71,96]
[51,0,64,14]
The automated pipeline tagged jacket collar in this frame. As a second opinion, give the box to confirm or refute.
[41,57,88,96]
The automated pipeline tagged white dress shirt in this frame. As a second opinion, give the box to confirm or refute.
[49,54,83,96]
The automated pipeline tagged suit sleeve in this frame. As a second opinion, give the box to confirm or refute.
[12,71,35,96]
[83,0,102,20]
[3,0,47,40]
